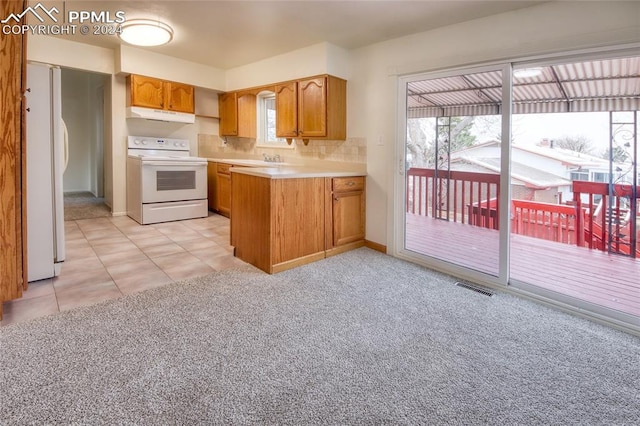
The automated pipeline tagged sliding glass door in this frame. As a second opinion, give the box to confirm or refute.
[403,66,504,279]
[398,52,639,329]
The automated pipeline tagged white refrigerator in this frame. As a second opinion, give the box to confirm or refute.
[25,63,66,281]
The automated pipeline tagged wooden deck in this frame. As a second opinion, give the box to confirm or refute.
[406,213,640,317]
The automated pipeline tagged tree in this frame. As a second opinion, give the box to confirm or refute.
[550,135,594,153]
[406,116,476,167]
[602,146,629,163]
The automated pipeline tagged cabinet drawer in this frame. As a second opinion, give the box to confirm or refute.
[216,163,232,175]
[333,177,364,193]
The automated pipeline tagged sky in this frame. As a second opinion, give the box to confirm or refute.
[512,112,610,151]
[471,112,613,155]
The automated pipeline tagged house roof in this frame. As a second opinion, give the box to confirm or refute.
[408,56,640,117]
[451,157,573,189]
[513,144,610,168]
[452,140,611,168]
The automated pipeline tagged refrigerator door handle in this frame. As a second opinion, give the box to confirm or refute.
[62,118,69,173]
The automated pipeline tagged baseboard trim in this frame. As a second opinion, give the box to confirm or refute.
[364,240,387,254]
[271,251,326,274]
[325,240,366,258]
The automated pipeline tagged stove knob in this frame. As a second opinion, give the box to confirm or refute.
[174,142,179,147]
[134,139,141,145]
[141,140,147,145]
[181,142,186,147]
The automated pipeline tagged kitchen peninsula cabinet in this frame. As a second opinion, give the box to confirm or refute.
[127,75,195,113]
[231,173,326,274]
[218,91,257,138]
[231,168,365,273]
[275,75,347,144]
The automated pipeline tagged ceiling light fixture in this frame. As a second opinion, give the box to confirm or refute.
[119,19,173,47]
[513,67,543,79]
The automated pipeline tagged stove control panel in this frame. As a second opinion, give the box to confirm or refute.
[128,136,190,152]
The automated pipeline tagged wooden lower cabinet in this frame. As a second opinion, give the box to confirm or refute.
[207,162,216,210]
[326,177,366,256]
[207,162,233,217]
[231,173,365,273]
[216,165,232,217]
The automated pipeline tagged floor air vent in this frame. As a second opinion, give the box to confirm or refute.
[455,281,494,297]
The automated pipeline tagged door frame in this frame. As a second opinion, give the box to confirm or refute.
[391,44,640,335]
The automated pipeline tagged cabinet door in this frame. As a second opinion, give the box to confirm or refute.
[333,190,365,246]
[298,77,327,138]
[166,82,194,113]
[219,92,238,136]
[130,75,165,109]
[216,163,232,217]
[207,162,216,210]
[237,92,257,138]
[275,82,298,138]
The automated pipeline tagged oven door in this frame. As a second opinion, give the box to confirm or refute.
[141,160,207,203]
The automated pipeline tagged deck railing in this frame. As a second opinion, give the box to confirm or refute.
[407,168,639,257]
[573,180,638,257]
[511,200,579,244]
[406,167,500,229]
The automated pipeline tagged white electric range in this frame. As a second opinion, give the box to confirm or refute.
[126,136,208,225]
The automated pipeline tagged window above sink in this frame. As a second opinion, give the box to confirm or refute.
[256,90,292,149]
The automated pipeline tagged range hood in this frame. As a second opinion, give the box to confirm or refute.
[126,106,195,124]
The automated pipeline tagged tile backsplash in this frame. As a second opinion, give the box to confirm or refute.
[198,134,367,166]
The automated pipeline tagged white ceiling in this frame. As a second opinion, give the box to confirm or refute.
[44,1,544,70]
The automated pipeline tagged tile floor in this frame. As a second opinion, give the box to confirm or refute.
[1,213,246,327]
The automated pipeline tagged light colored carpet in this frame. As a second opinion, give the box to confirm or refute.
[64,191,111,221]
[1,248,639,424]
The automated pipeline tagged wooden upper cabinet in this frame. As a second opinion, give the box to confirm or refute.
[219,74,346,142]
[298,77,328,139]
[275,82,298,138]
[218,92,238,136]
[166,82,195,113]
[275,75,346,143]
[128,75,195,113]
[129,75,165,109]
[218,91,257,138]
[237,92,257,138]
[299,75,346,141]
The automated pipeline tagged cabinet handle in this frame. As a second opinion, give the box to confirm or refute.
[346,181,355,186]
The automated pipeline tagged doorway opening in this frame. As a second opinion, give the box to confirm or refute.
[61,68,110,220]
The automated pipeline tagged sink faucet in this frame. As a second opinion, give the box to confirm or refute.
[262,153,282,163]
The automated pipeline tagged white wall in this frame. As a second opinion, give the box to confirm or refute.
[225,42,350,90]
[28,36,115,75]
[117,45,226,90]
[347,1,640,250]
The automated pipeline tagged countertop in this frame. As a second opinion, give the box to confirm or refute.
[231,166,366,179]
[207,158,294,167]
[208,158,366,179]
